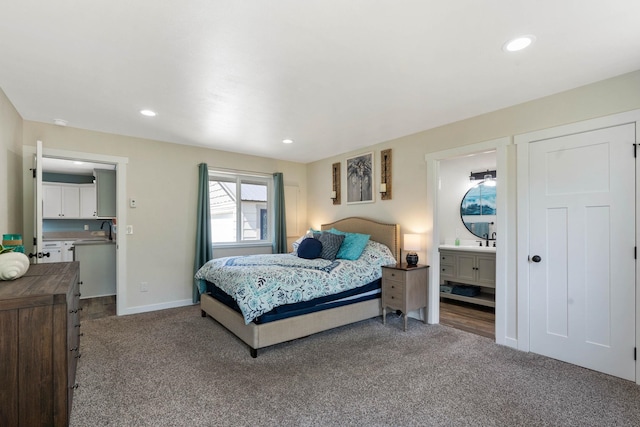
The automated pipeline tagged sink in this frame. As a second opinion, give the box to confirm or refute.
[439,244,496,253]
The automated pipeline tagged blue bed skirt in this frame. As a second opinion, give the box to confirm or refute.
[205,279,381,324]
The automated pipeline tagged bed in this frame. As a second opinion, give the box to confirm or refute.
[197,217,400,357]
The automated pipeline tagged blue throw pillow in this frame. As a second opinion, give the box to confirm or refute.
[314,232,345,260]
[329,228,370,260]
[297,237,323,259]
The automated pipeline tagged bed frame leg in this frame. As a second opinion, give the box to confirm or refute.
[250,347,258,358]
[201,309,207,317]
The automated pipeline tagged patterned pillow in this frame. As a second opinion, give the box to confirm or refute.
[314,232,345,261]
[329,228,371,260]
[297,237,323,259]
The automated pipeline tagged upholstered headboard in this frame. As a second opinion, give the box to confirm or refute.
[321,217,400,262]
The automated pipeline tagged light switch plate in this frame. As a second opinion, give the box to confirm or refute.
[126,225,133,235]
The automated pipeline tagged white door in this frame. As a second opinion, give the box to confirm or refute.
[529,124,636,380]
[34,140,45,263]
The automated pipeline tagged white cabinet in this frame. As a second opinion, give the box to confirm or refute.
[79,185,97,218]
[62,241,75,262]
[43,184,80,218]
[439,249,496,307]
[74,243,116,298]
[43,183,97,219]
[40,241,62,263]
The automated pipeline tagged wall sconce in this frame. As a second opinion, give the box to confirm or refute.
[331,162,341,205]
[380,148,392,200]
[404,234,420,266]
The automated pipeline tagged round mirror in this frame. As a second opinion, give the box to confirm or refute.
[460,180,496,240]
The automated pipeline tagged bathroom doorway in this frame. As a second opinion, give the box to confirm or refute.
[437,151,497,338]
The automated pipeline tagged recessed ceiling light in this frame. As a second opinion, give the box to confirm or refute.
[73,161,84,165]
[140,109,157,117]
[503,35,536,52]
[282,139,293,144]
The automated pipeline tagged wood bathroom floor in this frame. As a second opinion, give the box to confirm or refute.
[439,299,495,339]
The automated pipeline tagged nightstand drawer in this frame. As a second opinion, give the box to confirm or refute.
[383,285,404,308]
[382,268,406,282]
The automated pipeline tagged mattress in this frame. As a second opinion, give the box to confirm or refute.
[205,278,381,324]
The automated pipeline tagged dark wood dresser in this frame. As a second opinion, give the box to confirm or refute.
[0,262,81,426]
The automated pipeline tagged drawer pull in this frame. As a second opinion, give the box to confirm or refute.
[391,285,395,289]
[75,353,82,359]
[75,293,81,297]
[71,383,79,390]
[75,324,81,328]
[70,346,78,352]
[69,309,77,314]
[79,332,84,337]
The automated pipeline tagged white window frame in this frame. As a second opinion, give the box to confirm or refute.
[208,169,273,248]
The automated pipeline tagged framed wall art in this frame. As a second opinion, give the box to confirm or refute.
[346,152,374,204]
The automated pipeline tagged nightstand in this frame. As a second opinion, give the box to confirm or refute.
[381,264,429,331]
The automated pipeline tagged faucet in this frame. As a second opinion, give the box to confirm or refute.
[100,220,113,241]
[483,233,489,247]
[491,232,497,247]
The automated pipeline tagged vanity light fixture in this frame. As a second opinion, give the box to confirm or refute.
[470,169,497,182]
[404,234,420,266]
[140,109,157,117]
[282,139,293,144]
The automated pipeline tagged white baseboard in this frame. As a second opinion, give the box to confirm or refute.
[503,337,518,349]
[120,299,195,316]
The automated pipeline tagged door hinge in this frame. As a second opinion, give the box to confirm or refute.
[635,144,638,158]
[33,237,37,245]
[635,347,637,361]
[635,247,637,260]
[31,168,36,178]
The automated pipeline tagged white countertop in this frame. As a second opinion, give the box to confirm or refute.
[439,244,496,253]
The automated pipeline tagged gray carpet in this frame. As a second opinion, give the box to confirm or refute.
[70,305,640,426]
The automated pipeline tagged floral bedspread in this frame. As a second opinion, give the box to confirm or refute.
[195,240,396,324]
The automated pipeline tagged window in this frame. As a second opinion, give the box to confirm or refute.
[209,171,272,245]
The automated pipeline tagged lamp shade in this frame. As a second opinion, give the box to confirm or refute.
[404,234,420,252]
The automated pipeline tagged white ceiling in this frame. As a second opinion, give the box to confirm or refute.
[2,1,640,164]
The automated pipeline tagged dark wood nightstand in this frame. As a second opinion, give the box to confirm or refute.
[381,264,429,331]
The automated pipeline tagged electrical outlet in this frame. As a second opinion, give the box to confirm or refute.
[84,224,89,230]
[140,282,148,292]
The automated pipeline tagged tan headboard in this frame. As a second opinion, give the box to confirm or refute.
[321,217,400,262]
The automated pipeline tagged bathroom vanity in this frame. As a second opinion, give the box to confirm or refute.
[439,245,496,307]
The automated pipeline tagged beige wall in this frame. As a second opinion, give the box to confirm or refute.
[20,122,307,312]
[0,88,23,238]
[5,69,640,317]
[306,70,640,244]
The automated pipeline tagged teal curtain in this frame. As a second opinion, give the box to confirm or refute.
[272,172,287,254]
[193,163,213,303]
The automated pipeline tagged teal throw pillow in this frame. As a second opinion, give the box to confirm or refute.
[329,228,370,260]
